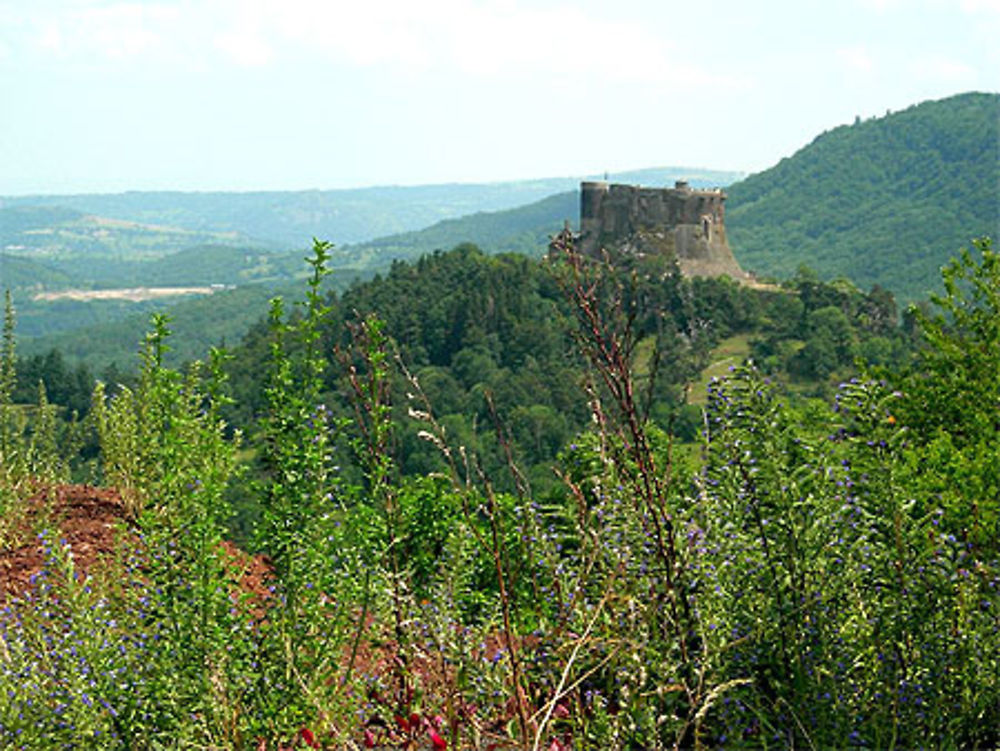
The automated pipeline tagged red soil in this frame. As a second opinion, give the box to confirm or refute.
[0,484,126,602]
[0,484,273,604]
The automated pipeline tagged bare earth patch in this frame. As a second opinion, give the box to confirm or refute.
[0,485,126,602]
[0,485,271,604]
[33,286,219,302]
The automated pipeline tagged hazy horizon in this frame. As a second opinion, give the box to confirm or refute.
[2,0,997,196]
[0,164,749,199]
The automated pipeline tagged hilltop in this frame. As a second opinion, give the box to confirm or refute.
[4,167,739,364]
[322,93,1000,301]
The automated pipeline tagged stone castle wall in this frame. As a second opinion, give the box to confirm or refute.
[577,180,746,280]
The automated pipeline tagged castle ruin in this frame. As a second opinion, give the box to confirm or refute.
[576,180,747,280]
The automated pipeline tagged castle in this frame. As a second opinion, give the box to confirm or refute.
[575,180,747,280]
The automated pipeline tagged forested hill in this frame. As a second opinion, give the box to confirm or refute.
[218,243,912,495]
[726,91,999,302]
[331,191,579,268]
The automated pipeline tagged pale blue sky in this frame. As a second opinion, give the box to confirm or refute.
[1,0,996,194]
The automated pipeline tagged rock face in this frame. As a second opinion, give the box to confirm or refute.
[578,180,747,280]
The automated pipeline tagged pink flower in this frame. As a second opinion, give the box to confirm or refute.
[363,728,376,748]
[429,728,448,750]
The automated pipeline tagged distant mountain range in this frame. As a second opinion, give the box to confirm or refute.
[1,166,741,250]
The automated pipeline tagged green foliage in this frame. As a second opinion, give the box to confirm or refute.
[0,293,78,490]
[697,369,1000,747]
[246,239,365,739]
[20,283,293,369]
[13,348,94,417]
[227,245,832,494]
[888,237,1000,553]
[0,291,18,475]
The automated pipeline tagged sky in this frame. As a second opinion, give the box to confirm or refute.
[0,0,997,195]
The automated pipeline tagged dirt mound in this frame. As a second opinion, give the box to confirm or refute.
[0,484,127,602]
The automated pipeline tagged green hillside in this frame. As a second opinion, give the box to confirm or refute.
[18,285,292,368]
[0,205,247,265]
[9,172,734,363]
[336,191,579,267]
[726,91,999,302]
[0,254,73,290]
[60,245,318,288]
[333,170,742,269]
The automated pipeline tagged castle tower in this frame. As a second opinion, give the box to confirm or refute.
[579,180,610,252]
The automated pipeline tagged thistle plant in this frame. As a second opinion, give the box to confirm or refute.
[88,314,248,745]
[27,381,67,484]
[548,233,715,748]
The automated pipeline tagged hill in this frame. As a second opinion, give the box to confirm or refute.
[16,269,366,369]
[18,284,291,368]
[0,254,74,291]
[333,170,742,269]
[8,168,738,365]
[0,205,247,270]
[335,191,579,267]
[725,91,999,302]
[63,245,320,289]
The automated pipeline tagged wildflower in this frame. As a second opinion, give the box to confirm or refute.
[299,727,319,748]
[429,727,448,749]
[363,728,376,748]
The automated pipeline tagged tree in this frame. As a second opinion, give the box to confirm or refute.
[892,238,1000,549]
